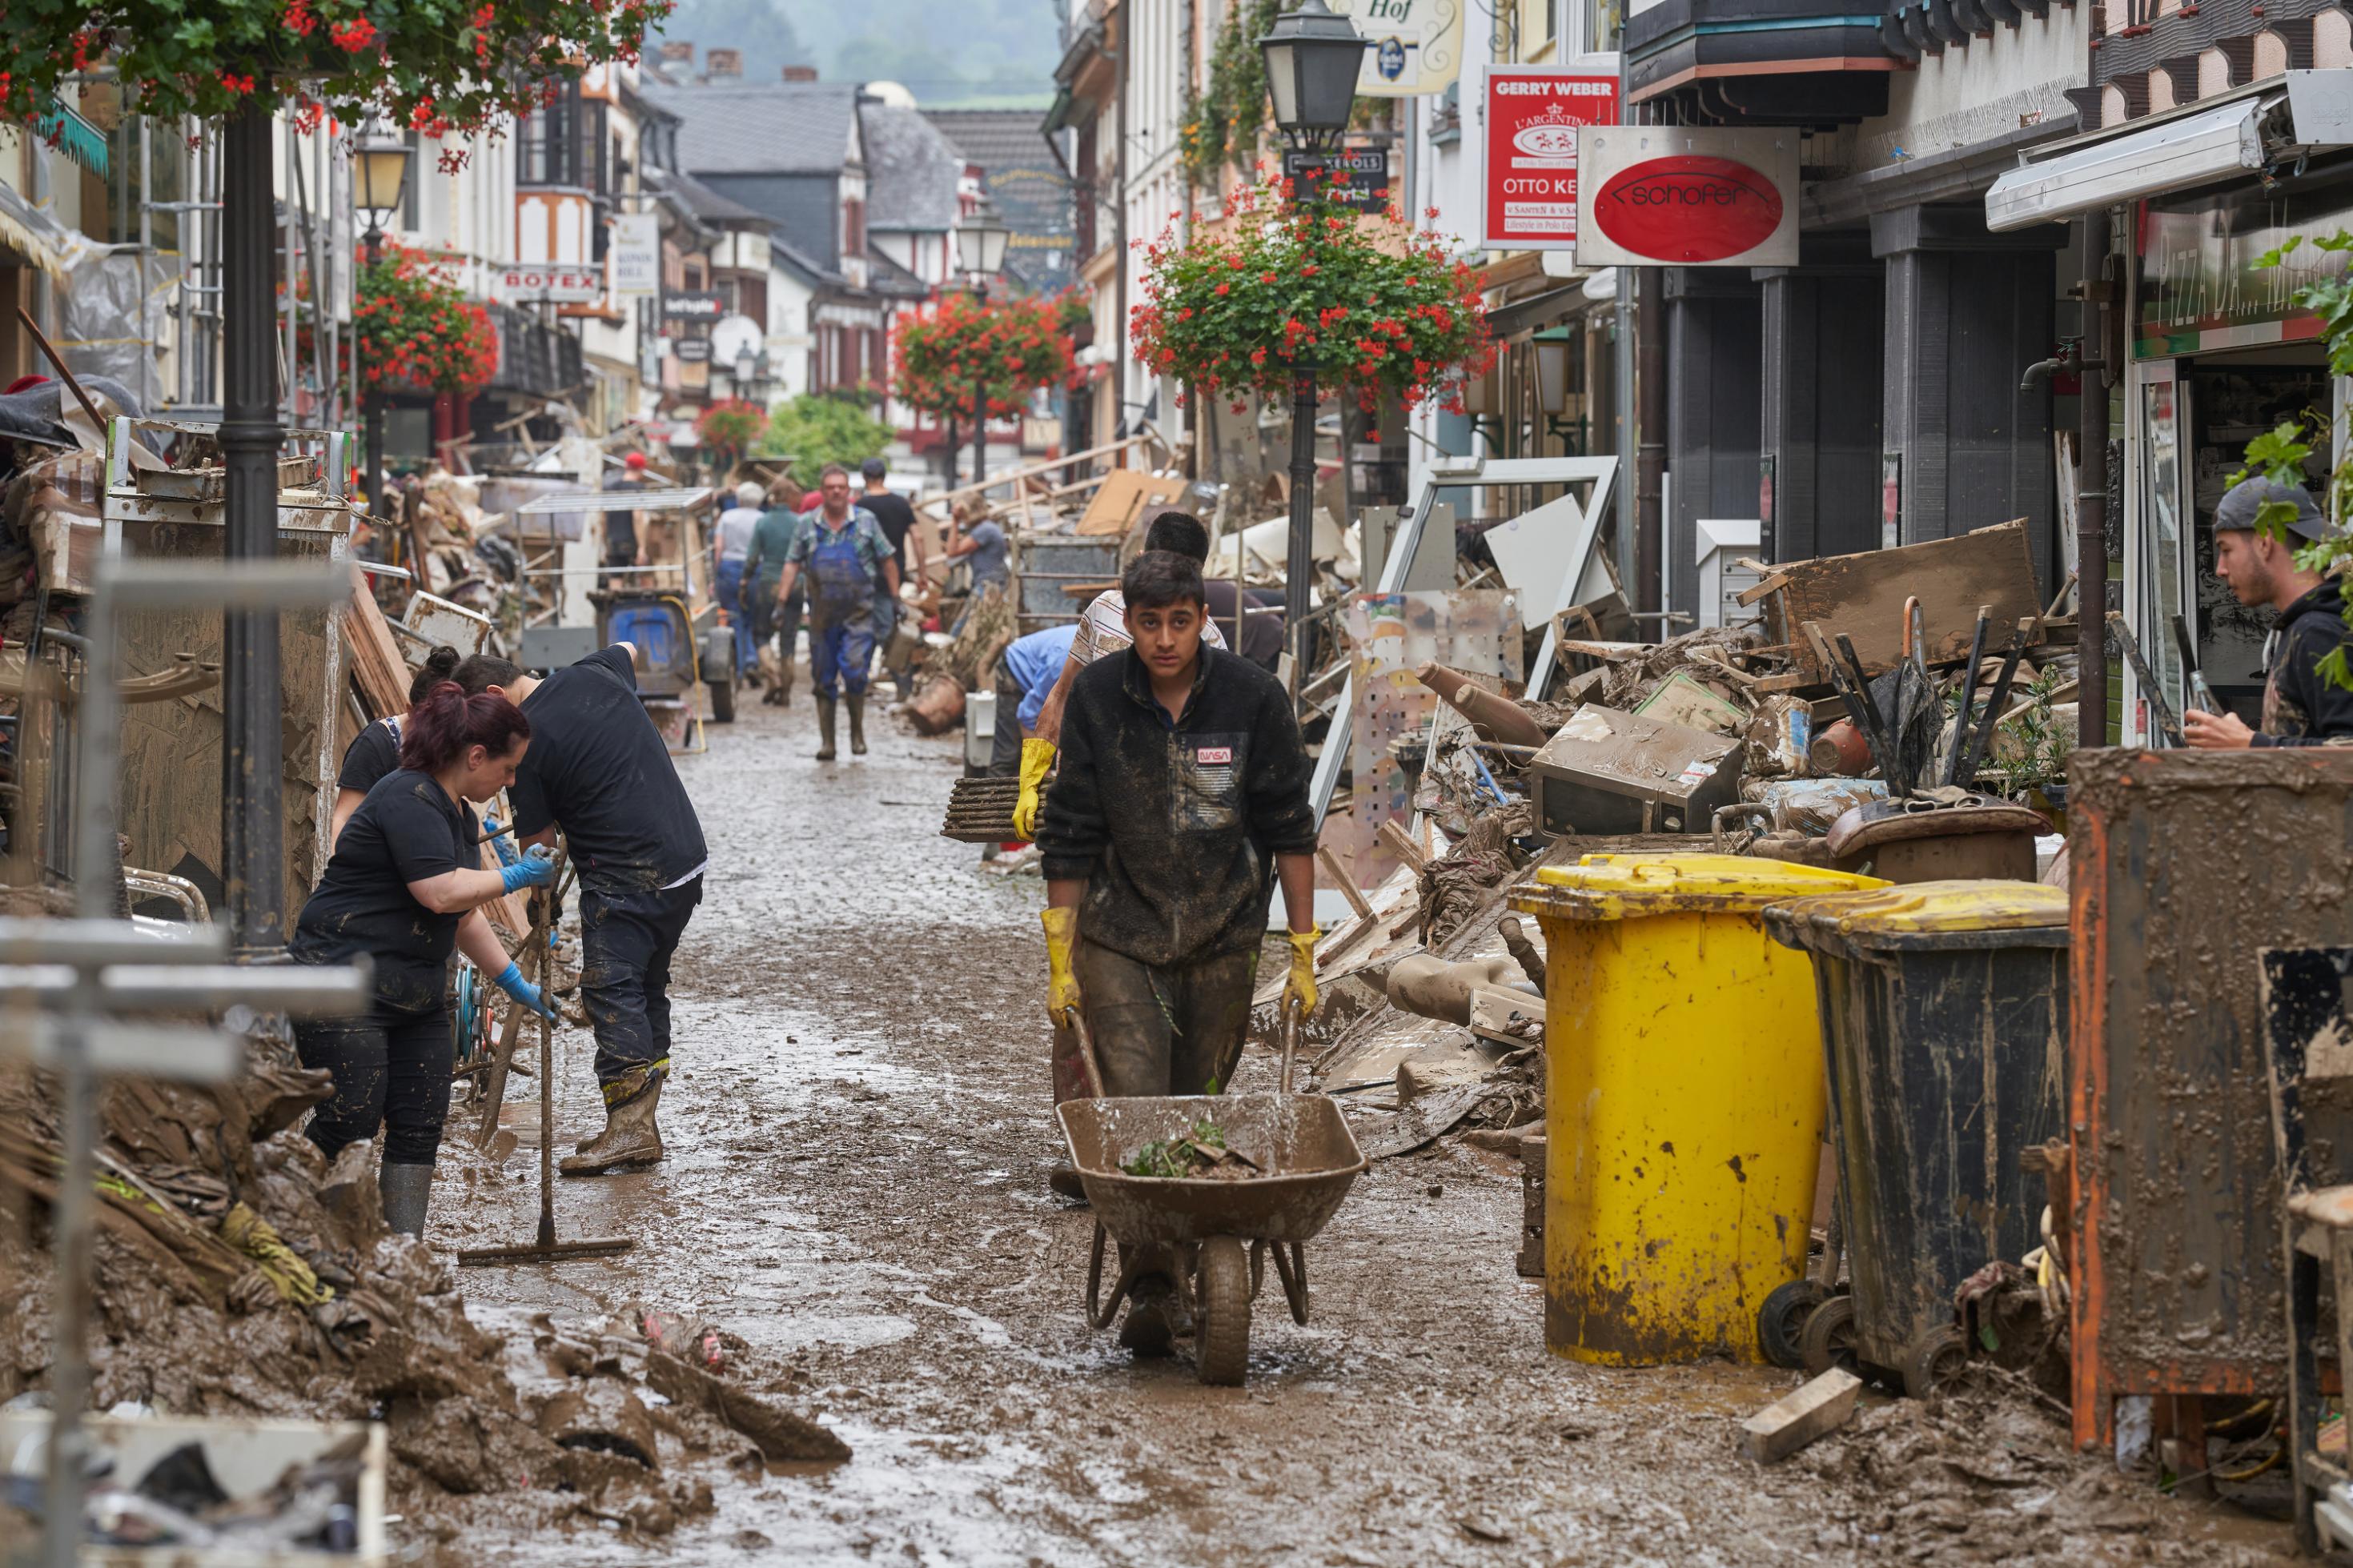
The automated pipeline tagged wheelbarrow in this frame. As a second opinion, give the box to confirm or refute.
[1055,1009,1368,1386]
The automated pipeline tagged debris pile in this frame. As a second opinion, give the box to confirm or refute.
[0,1035,845,1547]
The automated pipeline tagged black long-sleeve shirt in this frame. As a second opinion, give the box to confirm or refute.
[1036,644,1318,966]
[2255,579,2353,746]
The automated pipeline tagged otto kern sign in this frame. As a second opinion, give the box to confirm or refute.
[496,265,600,304]
[1476,67,1618,253]
[1572,126,1798,268]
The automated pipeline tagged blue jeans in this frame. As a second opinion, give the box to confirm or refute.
[809,613,877,700]
[716,558,753,670]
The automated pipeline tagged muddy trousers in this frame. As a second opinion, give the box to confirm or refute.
[808,612,876,701]
[295,1000,453,1165]
[715,558,754,669]
[1071,938,1259,1100]
[579,876,704,1101]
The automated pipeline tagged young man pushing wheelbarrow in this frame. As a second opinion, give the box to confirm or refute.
[1030,547,1323,1352]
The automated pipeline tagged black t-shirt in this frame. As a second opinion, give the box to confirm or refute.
[861,488,918,564]
[292,769,476,1013]
[1202,580,1286,672]
[508,645,708,896]
[602,474,644,559]
[337,716,403,794]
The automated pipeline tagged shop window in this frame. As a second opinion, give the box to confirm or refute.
[1583,0,1622,54]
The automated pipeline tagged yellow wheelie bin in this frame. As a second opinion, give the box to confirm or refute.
[1509,854,1885,1365]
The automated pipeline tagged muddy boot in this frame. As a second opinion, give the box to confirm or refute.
[379,1161,433,1238]
[814,697,838,761]
[560,1068,665,1176]
[845,690,869,756]
[1116,1243,1177,1355]
[1047,1164,1086,1202]
[777,660,795,707]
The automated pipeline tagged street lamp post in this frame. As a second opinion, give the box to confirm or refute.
[351,124,412,516]
[1259,0,1364,696]
[955,195,1012,493]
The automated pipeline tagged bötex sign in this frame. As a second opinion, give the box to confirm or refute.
[1591,156,1782,263]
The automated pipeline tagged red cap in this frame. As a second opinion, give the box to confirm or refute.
[2,375,50,395]
[624,451,648,471]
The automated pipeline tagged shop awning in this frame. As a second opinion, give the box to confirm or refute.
[1487,285,1587,343]
[1986,71,2353,232]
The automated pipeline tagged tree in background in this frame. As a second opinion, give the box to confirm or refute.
[754,392,895,475]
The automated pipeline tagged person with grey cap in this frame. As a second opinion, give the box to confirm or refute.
[2185,475,2353,748]
[713,479,765,680]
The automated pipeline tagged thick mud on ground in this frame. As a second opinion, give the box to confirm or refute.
[432,692,2295,1565]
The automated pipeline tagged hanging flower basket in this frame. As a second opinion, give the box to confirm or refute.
[1131,173,1495,415]
[695,399,769,460]
[891,293,1081,424]
[2,0,667,151]
[352,244,498,397]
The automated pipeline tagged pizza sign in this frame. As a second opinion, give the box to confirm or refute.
[1476,67,1619,254]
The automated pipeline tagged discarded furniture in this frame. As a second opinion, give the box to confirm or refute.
[2068,748,2353,1450]
[1753,519,2048,686]
[1822,793,2045,883]
[2263,946,2353,1552]
[1510,854,1884,1364]
[1763,880,2069,1397]
[1525,705,1743,838]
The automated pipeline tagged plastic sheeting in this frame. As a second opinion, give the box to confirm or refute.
[58,247,176,403]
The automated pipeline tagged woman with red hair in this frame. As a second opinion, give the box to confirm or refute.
[289,681,558,1238]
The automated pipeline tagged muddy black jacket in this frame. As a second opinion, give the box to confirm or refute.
[2255,579,2353,747]
[1036,644,1317,966]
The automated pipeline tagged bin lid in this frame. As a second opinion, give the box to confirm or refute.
[1509,853,1886,922]
[1761,878,2070,955]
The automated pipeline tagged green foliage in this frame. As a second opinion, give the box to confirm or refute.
[1122,1120,1232,1178]
[890,292,1076,422]
[752,393,893,475]
[1185,0,1283,182]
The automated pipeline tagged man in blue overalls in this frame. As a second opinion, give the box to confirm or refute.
[774,463,901,760]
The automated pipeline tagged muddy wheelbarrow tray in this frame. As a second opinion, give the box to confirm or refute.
[1057,1091,1368,1385]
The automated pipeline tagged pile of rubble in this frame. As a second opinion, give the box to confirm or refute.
[0,1032,845,1554]
[1279,519,2082,1169]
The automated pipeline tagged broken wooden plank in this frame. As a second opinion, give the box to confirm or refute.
[1317,844,1375,921]
[1767,520,2045,683]
[1378,817,1428,873]
[1739,1367,1862,1464]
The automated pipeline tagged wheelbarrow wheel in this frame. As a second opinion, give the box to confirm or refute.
[1900,1324,1970,1400]
[1798,1293,1860,1379]
[1195,1237,1251,1387]
[1757,1279,1827,1370]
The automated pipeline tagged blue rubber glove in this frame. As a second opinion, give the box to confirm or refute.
[500,844,556,894]
[481,815,520,868]
[493,961,556,1020]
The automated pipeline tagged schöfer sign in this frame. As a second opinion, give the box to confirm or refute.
[1572,128,1799,268]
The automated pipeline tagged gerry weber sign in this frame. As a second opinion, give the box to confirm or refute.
[1476,67,1618,254]
[1572,127,1799,268]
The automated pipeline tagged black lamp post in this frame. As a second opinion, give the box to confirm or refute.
[351,122,412,515]
[954,194,1012,492]
[1259,0,1363,694]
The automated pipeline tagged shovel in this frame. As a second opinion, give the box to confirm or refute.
[459,844,635,1267]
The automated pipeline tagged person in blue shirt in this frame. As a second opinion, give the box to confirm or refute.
[774,463,901,760]
[990,623,1080,785]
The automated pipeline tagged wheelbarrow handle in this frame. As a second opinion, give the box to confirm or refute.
[1059,1005,1108,1099]
[1280,999,1302,1097]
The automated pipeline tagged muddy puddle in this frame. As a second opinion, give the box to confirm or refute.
[417,698,2295,1566]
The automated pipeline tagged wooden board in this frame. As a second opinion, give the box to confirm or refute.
[1762,519,2045,684]
[115,515,348,936]
[1076,469,1184,537]
[343,567,411,721]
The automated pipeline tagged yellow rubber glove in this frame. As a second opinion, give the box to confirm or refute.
[1012,737,1056,840]
[1042,904,1082,1026]
[1282,928,1322,1020]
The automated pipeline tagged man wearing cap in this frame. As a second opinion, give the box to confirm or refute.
[601,451,652,583]
[2185,475,2353,748]
[859,458,925,703]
